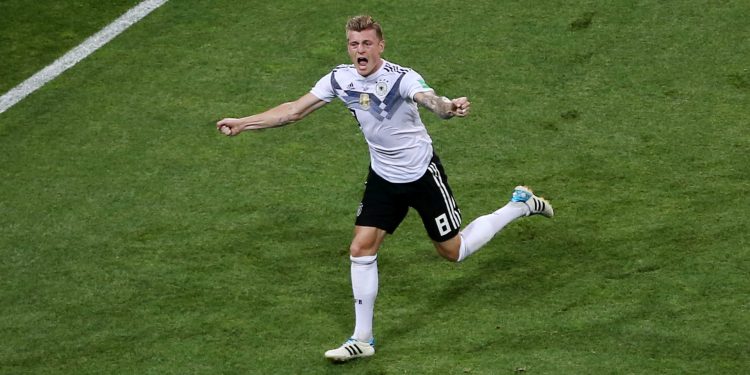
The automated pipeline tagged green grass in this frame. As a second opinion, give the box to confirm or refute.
[1,0,749,374]
[0,0,141,94]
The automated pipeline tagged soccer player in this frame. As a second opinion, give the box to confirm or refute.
[216,15,553,362]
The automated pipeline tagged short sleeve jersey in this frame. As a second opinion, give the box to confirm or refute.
[310,59,434,183]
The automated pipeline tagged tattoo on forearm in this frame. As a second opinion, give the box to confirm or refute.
[418,93,454,119]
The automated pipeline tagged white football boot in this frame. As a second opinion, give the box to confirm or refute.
[324,337,375,361]
[511,186,554,218]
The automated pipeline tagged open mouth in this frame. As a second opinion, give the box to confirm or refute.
[357,57,368,67]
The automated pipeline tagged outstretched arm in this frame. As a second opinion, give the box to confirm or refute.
[216,93,327,136]
[413,91,470,120]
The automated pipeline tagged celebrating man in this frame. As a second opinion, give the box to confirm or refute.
[216,15,553,362]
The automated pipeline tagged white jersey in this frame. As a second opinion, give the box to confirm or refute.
[310,60,434,183]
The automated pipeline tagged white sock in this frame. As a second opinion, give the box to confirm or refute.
[350,255,378,342]
[457,203,527,262]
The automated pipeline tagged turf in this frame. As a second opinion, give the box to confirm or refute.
[1,1,748,374]
[0,0,142,95]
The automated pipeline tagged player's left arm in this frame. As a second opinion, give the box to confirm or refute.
[414,91,470,120]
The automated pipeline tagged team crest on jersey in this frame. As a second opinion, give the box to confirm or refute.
[359,93,370,110]
[375,81,388,97]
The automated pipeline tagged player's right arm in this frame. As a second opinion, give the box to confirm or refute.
[414,91,470,120]
[216,92,327,136]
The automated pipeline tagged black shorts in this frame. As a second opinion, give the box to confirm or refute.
[355,154,462,242]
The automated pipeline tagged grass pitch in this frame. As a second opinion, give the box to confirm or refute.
[1,1,748,374]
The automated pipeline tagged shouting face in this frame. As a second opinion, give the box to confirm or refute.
[347,28,384,77]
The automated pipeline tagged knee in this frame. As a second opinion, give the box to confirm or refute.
[434,239,461,262]
[437,247,460,262]
[434,233,465,262]
[350,239,379,257]
[349,226,386,257]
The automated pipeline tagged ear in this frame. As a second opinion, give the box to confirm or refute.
[379,39,385,53]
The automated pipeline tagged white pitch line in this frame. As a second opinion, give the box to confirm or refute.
[0,0,169,114]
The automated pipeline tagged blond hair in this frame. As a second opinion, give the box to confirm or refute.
[346,15,383,40]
